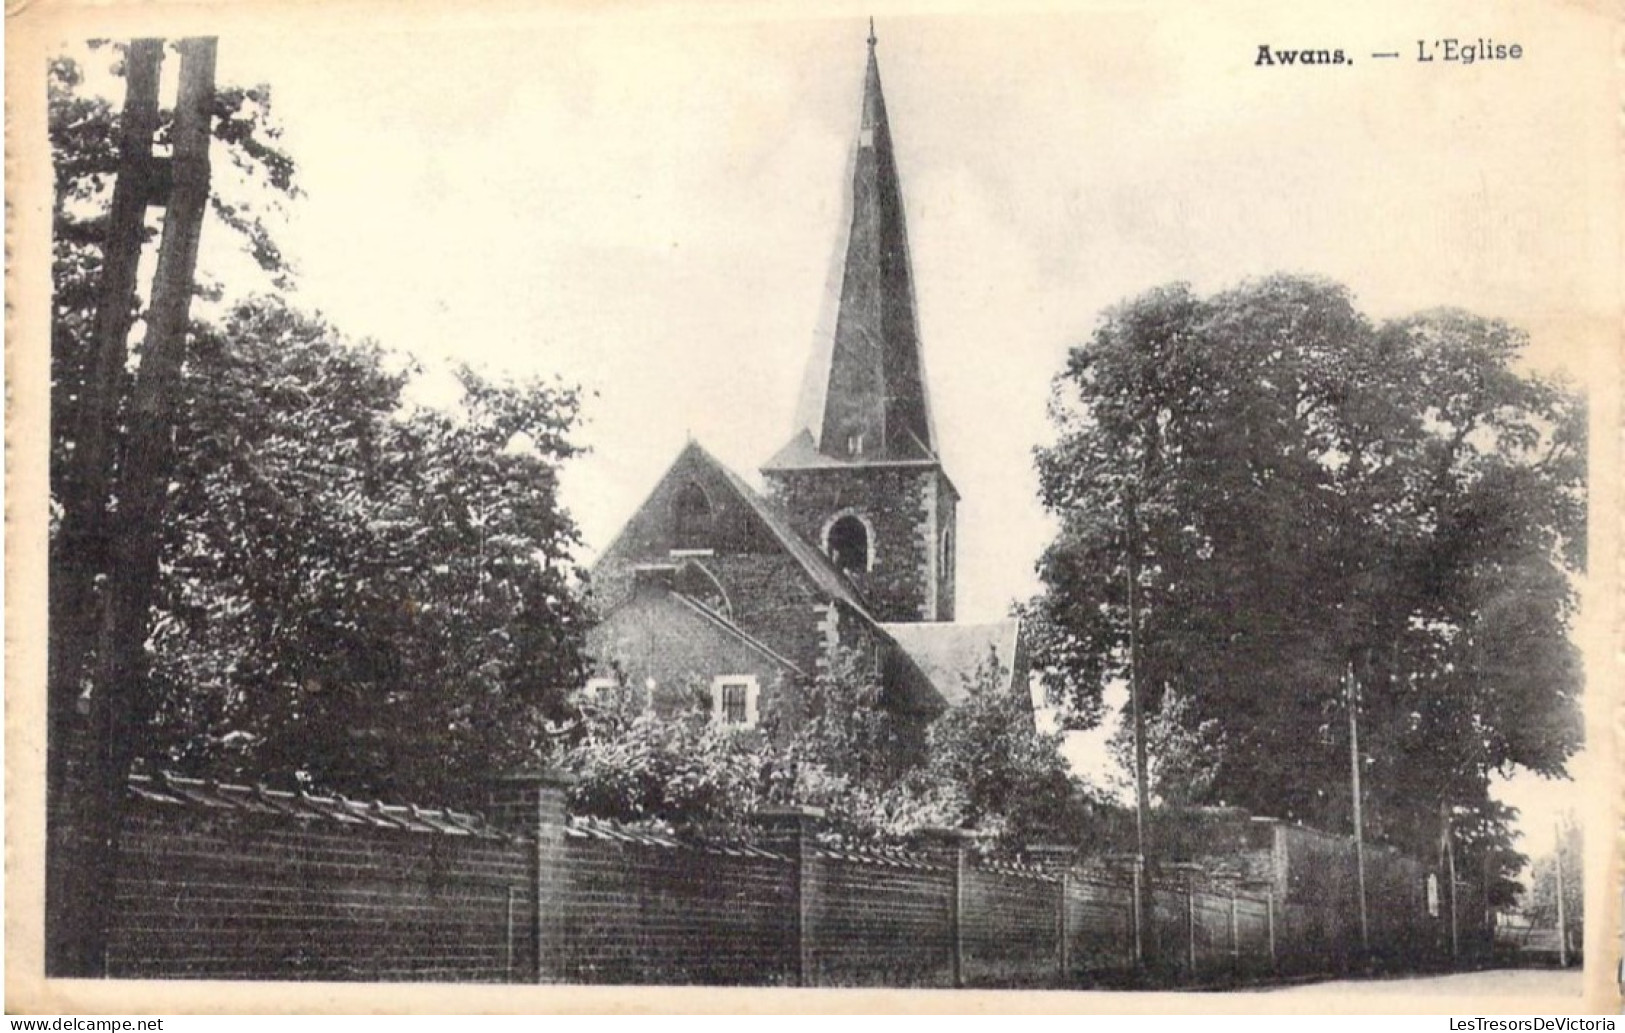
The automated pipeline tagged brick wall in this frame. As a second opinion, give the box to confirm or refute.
[560,833,797,985]
[93,773,1480,986]
[962,863,1059,986]
[805,850,956,986]
[1062,871,1136,980]
[704,555,829,671]
[584,581,796,704]
[108,792,533,982]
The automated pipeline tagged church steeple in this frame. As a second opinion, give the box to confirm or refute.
[762,28,958,624]
[789,25,937,464]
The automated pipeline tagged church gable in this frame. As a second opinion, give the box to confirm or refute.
[596,441,780,570]
[592,440,879,673]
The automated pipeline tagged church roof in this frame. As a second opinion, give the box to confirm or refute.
[877,620,1026,706]
[780,29,939,468]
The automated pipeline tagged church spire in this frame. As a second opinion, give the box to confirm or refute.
[761,29,958,623]
[807,25,936,464]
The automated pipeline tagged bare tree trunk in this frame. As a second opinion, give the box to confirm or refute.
[70,38,216,977]
[45,38,164,976]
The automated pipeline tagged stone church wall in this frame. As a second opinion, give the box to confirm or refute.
[764,465,946,622]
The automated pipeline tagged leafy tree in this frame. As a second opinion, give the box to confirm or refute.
[49,45,591,804]
[918,655,1079,844]
[142,297,590,800]
[1447,798,1527,913]
[1028,275,1584,862]
[1104,685,1222,808]
[759,649,962,842]
[763,646,920,792]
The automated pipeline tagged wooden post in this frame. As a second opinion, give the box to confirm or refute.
[1186,875,1197,976]
[952,842,966,987]
[1057,869,1070,982]
[46,37,165,978]
[1347,664,1370,958]
[1266,884,1277,971]
[1553,822,1568,969]
[1444,806,1460,964]
[1229,888,1240,971]
[1131,860,1144,968]
[1124,489,1153,970]
[67,38,217,978]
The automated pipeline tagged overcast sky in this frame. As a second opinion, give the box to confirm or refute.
[51,1,1617,849]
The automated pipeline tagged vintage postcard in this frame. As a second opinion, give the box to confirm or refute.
[6,0,1620,1015]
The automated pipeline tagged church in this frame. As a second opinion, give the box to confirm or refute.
[586,30,1027,739]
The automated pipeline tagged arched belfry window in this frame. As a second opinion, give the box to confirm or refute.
[673,482,712,550]
[826,514,870,574]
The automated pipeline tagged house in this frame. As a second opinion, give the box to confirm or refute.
[586,30,1028,739]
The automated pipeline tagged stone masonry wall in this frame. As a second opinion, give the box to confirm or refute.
[764,465,950,622]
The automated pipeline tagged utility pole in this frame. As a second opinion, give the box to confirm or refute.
[1441,802,1459,963]
[1126,482,1151,969]
[59,37,217,977]
[46,38,165,977]
[1553,821,1569,968]
[1347,663,1369,957]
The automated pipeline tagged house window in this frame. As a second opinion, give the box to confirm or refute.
[827,514,870,573]
[673,482,712,550]
[711,675,760,728]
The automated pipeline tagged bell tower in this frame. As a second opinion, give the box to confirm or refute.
[762,26,957,623]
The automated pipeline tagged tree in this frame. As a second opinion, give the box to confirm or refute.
[1104,685,1222,809]
[144,297,590,800]
[48,45,591,804]
[1028,275,1584,863]
[918,655,1080,844]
